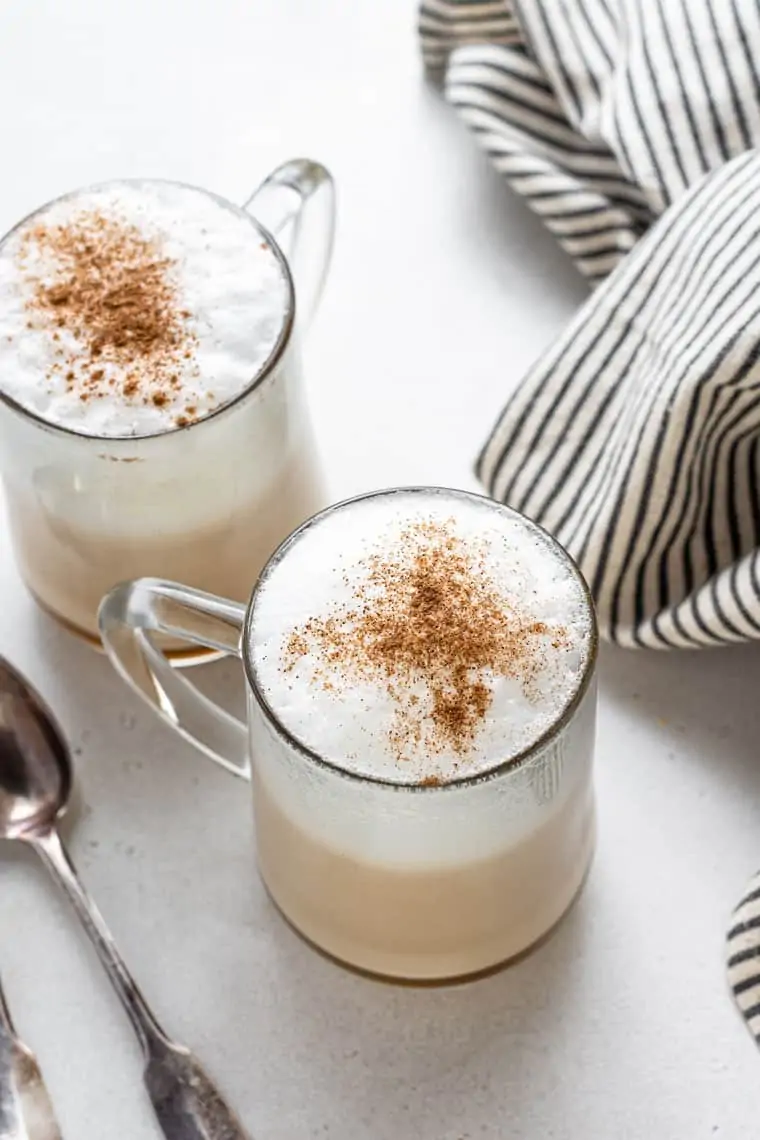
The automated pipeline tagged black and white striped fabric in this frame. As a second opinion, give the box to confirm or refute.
[420,0,760,648]
[727,871,760,1046]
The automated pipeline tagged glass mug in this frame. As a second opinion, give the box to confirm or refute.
[0,160,334,656]
[99,487,599,983]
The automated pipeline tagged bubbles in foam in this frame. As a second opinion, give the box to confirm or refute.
[0,181,289,437]
[249,489,595,784]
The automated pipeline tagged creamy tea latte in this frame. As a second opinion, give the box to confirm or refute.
[0,178,327,643]
[245,489,598,978]
[100,487,598,979]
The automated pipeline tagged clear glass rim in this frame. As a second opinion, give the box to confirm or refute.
[0,177,295,444]
[242,486,599,794]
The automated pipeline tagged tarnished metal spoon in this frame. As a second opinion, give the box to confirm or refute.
[0,656,251,1140]
[0,971,62,1140]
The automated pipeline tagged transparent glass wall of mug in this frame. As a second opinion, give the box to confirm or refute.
[0,160,334,650]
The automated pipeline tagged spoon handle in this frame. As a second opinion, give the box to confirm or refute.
[0,972,64,1140]
[32,828,166,1059]
[0,975,13,1038]
[32,830,252,1139]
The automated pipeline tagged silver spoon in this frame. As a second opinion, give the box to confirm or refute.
[0,970,63,1140]
[0,657,251,1140]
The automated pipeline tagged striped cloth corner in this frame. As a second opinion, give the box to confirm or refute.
[421,0,760,648]
[727,871,760,1045]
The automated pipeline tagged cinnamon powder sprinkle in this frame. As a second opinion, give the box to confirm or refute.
[283,520,567,766]
[18,210,200,417]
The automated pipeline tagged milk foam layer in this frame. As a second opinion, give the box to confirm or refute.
[250,490,594,784]
[0,181,289,437]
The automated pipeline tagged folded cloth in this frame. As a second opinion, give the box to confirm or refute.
[420,0,760,647]
[727,870,760,1047]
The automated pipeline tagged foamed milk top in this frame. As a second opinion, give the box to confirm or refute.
[0,181,289,437]
[249,491,594,785]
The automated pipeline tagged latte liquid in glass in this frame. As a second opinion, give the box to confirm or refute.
[0,180,324,644]
[245,489,597,980]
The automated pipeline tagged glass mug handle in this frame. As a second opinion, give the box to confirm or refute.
[98,580,251,781]
[244,159,335,330]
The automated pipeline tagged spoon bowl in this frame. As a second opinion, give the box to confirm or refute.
[0,658,71,841]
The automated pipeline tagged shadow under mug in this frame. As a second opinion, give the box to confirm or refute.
[0,161,334,658]
[99,487,599,983]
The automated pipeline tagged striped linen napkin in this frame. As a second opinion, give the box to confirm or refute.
[420,0,760,1051]
[420,0,760,651]
[727,873,760,1048]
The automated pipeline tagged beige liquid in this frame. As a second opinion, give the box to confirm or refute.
[5,448,324,643]
[253,769,595,981]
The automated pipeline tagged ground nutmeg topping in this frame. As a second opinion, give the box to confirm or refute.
[17,210,202,424]
[282,519,567,767]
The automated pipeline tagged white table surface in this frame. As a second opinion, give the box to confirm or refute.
[1,2,760,1137]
